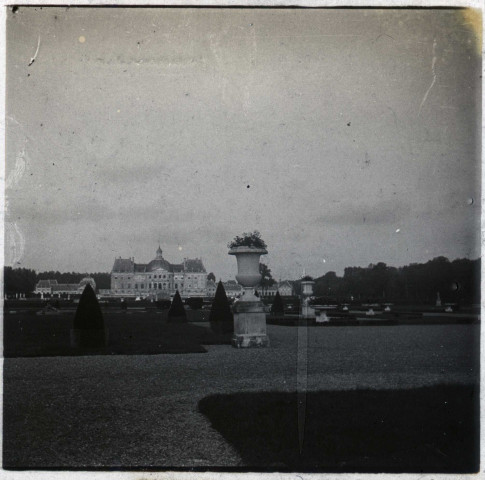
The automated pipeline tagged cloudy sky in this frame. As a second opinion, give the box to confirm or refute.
[5,7,481,280]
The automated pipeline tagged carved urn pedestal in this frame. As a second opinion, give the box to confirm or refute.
[229,246,269,348]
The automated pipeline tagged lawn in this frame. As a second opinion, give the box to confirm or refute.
[4,310,229,357]
[3,324,479,471]
[199,385,479,472]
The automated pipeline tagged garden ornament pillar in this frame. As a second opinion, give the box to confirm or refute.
[300,278,315,319]
[228,234,269,348]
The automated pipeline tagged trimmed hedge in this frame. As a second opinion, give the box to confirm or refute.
[209,281,234,334]
[73,284,104,330]
[168,290,187,322]
[271,291,285,315]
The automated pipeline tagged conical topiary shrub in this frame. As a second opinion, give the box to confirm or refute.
[209,281,234,334]
[271,291,285,315]
[168,290,187,322]
[71,283,108,348]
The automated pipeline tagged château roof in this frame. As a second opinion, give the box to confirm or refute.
[36,279,58,288]
[223,281,242,291]
[112,258,135,273]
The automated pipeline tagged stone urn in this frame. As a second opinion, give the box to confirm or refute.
[229,246,269,348]
[229,246,268,301]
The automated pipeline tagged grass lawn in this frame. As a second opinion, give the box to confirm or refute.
[4,310,230,357]
[199,385,479,472]
[3,324,479,471]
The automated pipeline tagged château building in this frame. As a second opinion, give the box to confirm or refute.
[110,246,207,298]
[223,280,243,298]
[34,277,96,296]
[261,281,294,297]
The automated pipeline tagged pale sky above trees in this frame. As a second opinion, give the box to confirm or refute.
[5,7,481,280]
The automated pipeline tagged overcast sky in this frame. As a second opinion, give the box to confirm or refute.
[5,7,481,280]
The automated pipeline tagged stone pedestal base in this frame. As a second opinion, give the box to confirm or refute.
[232,300,269,348]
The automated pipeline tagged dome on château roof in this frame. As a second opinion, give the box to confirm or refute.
[147,246,172,272]
[147,258,172,272]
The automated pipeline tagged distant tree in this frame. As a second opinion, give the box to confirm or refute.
[209,281,234,334]
[168,290,187,322]
[4,267,37,295]
[313,271,344,300]
[90,273,111,290]
[207,272,216,283]
[450,258,481,304]
[294,256,480,306]
[259,262,276,294]
[71,284,107,347]
[368,263,388,299]
[271,291,285,315]
[35,271,111,290]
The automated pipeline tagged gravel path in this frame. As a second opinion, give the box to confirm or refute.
[3,324,479,468]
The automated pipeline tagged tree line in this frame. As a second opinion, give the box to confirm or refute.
[311,257,480,305]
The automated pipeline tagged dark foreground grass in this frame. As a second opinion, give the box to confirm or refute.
[198,384,479,473]
[4,312,231,357]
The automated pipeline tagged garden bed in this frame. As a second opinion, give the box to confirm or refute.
[4,311,230,357]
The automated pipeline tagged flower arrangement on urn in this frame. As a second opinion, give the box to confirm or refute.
[228,231,268,301]
[228,231,269,348]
